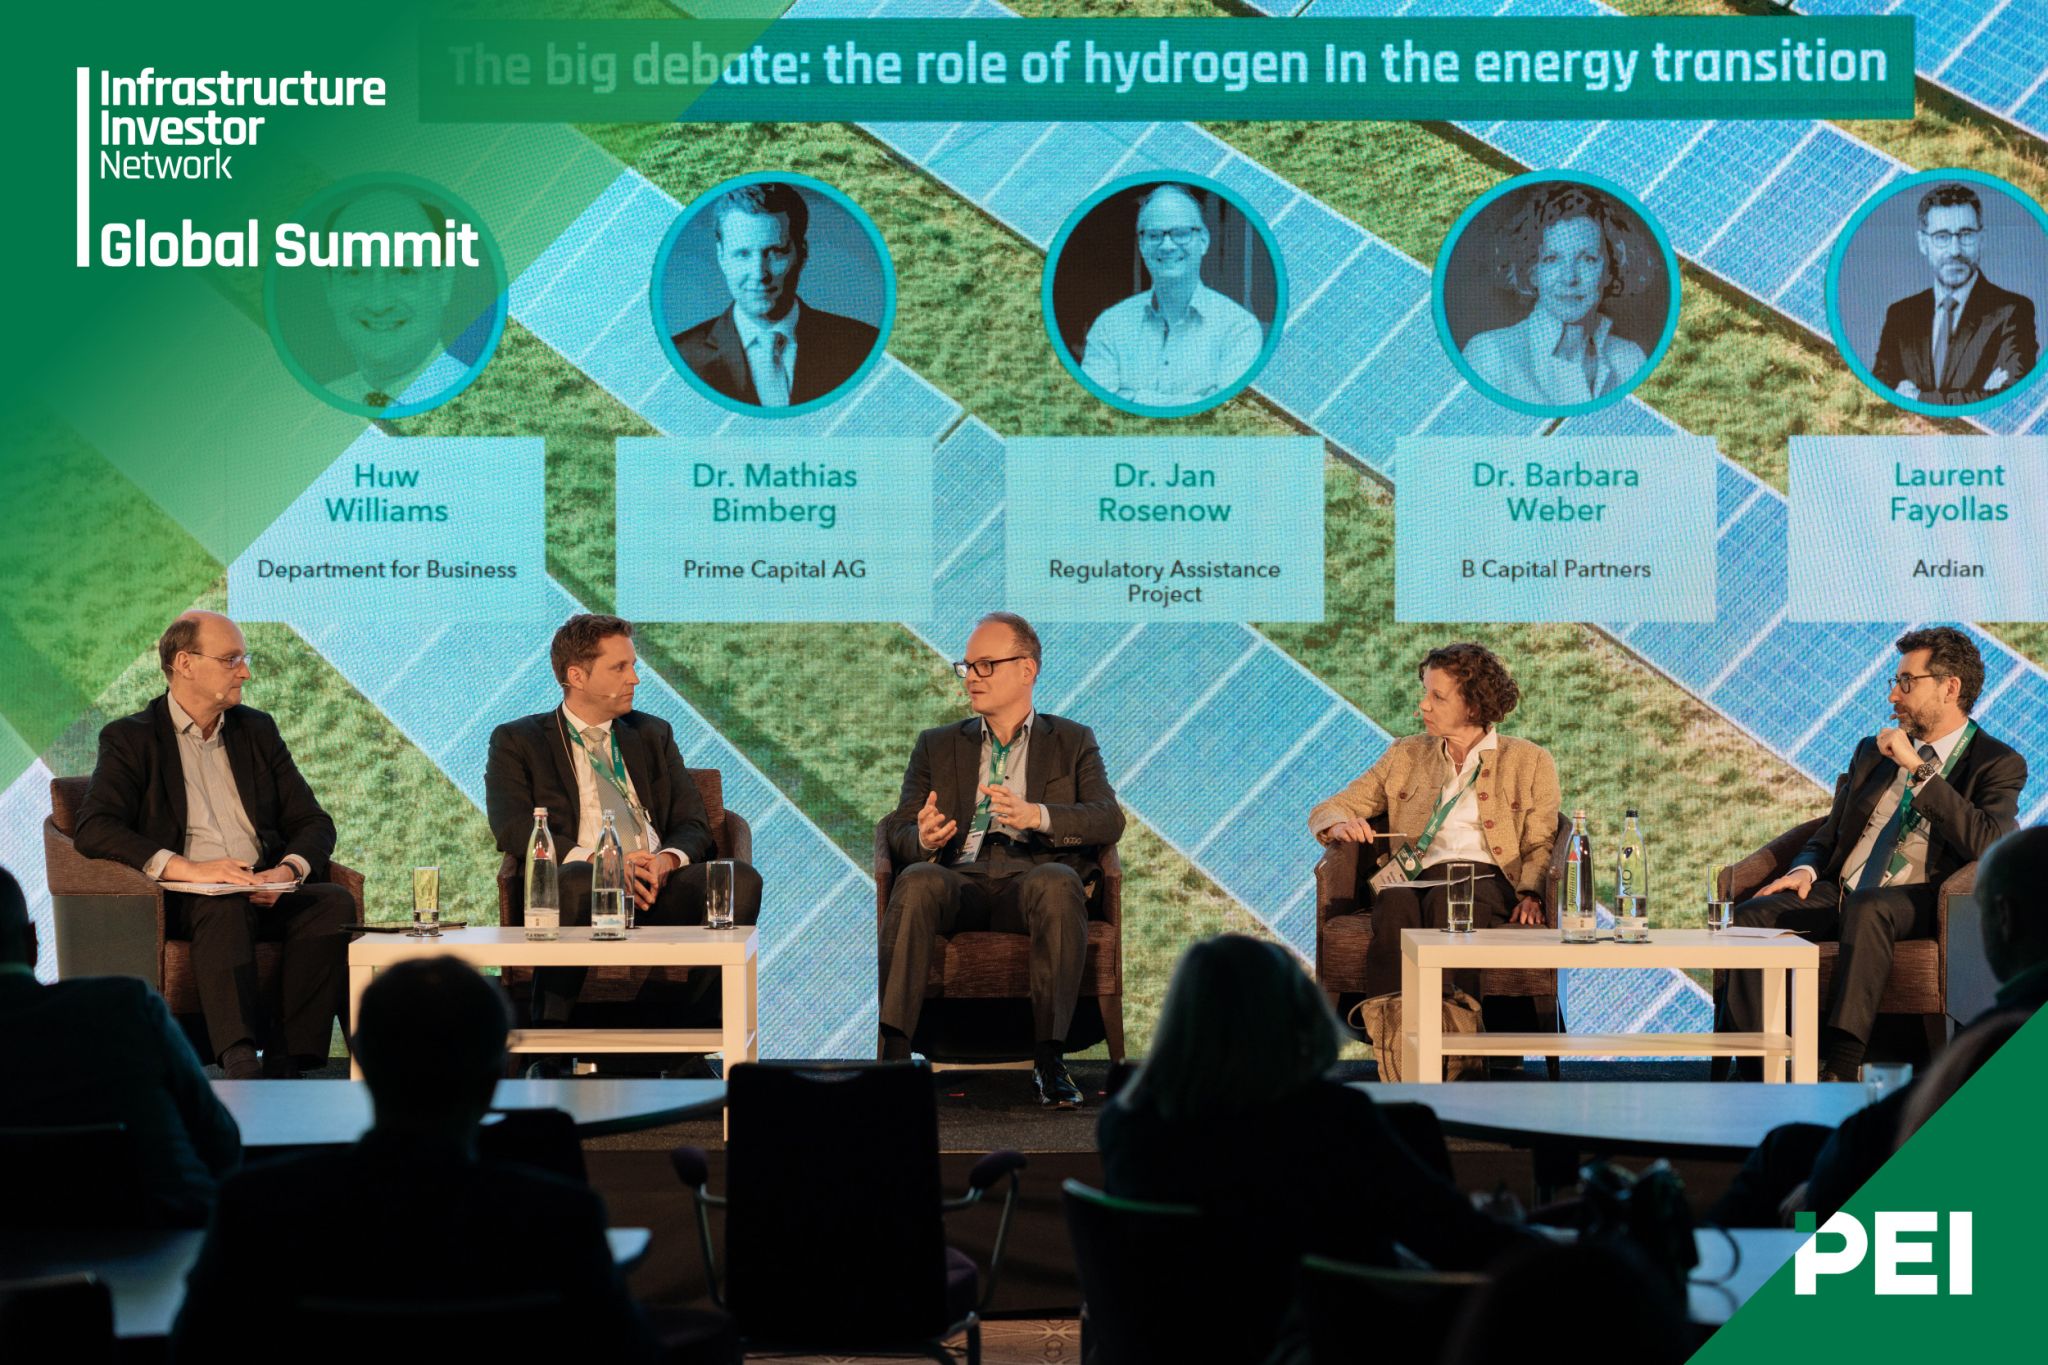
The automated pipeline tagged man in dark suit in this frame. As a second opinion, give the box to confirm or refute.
[1718,627,2027,1080]
[171,956,655,1360]
[72,611,352,1079]
[670,180,880,407]
[877,612,1126,1108]
[0,865,240,1226]
[1711,824,2048,1226]
[484,614,762,1064]
[1870,181,2038,406]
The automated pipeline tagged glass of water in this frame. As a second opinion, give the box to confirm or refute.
[1862,1061,1913,1104]
[410,866,441,937]
[1443,863,1476,934]
[705,859,737,930]
[1705,898,1734,933]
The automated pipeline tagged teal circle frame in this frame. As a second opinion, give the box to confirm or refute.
[1431,170,1681,420]
[650,171,898,420]
[264,172,509,422]
[1826,167,2048,420]
[1041,172,1290,420]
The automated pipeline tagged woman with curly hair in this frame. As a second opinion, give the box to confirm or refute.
[1309,643,1561,1001]
[1461,181,1654,406]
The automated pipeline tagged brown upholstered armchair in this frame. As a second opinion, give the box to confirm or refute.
[874,823,1126,1064]
[42,775,365,1058]
[495,767,750,1005]
[1713,817,1962,1061]
[1314,814,1570,1077]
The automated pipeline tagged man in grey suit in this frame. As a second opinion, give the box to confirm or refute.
[877,612,1125,1108]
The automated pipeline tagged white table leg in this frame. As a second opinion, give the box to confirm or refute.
[1791,964,1819,1083]
[347,962,372,1080]
[1761,964,1787,1085]
[1400,941,1420,1082]
[1416,963,1444,1084]
[722,954,757,1066]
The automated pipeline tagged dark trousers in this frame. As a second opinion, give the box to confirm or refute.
[1716,879,1939,1073]
[531,858,764,1024]
[174,883,354,1065]
[877,858,1089,1044]
[1361,864,1517,999]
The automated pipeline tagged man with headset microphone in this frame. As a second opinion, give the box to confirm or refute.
[484,614,763,1076]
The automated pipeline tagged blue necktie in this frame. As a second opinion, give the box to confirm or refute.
[1854,744,1938,893]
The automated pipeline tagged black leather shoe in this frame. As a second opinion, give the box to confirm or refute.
[1034,1059,1083,1109]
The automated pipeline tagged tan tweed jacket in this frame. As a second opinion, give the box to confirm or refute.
[1308,732,1562,896]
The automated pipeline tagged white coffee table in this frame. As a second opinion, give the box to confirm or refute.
[346,926,758,1080]
[1399,928,1819,1083]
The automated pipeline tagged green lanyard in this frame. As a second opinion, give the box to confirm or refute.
[1882,720,1975,883]
[567,723,647,844]
[1393,752,1485,877]
[973,728,1020,833]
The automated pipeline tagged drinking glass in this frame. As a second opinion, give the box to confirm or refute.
[705,860,737,930]
[410,866,441,937]
[1443,863,1476,934]
[1862,1061,1913,1104]
[1705,898,1733,933]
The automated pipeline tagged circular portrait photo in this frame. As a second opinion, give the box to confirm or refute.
[1829,170,2048,419]
[1044,174,1286,418]
[652,173,895,418]
[266,175,508,420]
[1435,174,1678,418]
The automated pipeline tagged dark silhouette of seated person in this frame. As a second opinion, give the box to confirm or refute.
[171,957,654,1360]
[0,865,240,1227]
[1710,825,2048,1228]
[1098,934,1533,1270]
[670,181,880,408]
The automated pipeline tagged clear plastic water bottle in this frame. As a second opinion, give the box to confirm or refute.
[524,806,560,942]
[1615,808,1649,943]
[591,812,628,940]
[1560,809,1598,943]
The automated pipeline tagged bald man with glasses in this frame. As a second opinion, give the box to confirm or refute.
[876,612,1125,1108]
[74,612,353,1078]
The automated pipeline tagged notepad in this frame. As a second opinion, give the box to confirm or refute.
[160,879,303,897]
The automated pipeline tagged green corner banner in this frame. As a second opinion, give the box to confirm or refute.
[1694,1011,2048,1359]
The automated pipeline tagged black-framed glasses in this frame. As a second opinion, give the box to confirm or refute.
[189,651,255,669]
[953,655,1029,679]
[1921,229,1982,250]
[1137,226,1204,248]
[1891,671,1938,691]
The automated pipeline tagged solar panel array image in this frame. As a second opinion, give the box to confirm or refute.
[1797,1,2048,144]
[1287,0,2048,436]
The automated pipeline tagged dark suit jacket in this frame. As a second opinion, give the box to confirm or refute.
[1790,726,2025,887]
[1871,275,2038,404]
[484,707,715,864]
[169,1131,654,1362]
[672,300,880,405]
[882,713,1125,885]
[0,973,241,1227]
[73,695,336,880]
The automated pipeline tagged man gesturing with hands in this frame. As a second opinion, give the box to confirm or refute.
[1718,628,2026,1080]
[876,613,1125,1108]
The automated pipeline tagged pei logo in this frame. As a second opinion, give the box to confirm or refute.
[1794,1211,1973,1295]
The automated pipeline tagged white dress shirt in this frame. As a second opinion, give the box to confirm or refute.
[1837,721,1970,889]
[145,696,310,883]
[1081,284,1264,406]
[559,703,691,870]
[1463,309,1647,406]
[1419,730,1499,870]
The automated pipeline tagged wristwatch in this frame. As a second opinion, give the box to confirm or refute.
[1911,756,1940,784]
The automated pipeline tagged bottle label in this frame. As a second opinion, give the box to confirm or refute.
[524,907,560,941]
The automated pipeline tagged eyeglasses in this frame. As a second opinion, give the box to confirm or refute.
[1921,229,1982,250]
[953,655,1029,679]
[1137,226,1204,248]
[1891,671,1938,691]
[189,651,255,669]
